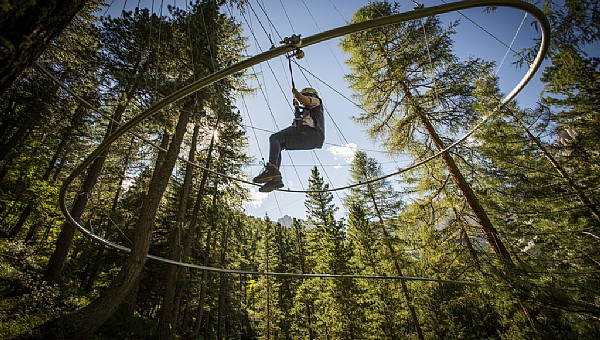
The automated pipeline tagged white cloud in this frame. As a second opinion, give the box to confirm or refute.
[246,186,269,208]
[328,143,358,163]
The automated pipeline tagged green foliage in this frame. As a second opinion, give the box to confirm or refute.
[93,312,156,339]
[0,0,598,338]
[0,240,90,338]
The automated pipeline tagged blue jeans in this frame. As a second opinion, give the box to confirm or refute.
[269,125,324,168]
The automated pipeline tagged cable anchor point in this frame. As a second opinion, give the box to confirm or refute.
[280,34,302,48]
[282,34,304,59]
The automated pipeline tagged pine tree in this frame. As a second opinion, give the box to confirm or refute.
[345,150,422,339]
[43,6,160,285]
[300,166,362,339]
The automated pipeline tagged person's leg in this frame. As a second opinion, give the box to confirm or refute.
[255,126,299,189]
[269,133,284,168]
[259,126,324,192]
[254,127,295,184]
[283,126,324,150]
[269,126,300,167]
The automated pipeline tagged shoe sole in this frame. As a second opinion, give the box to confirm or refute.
[259,182,284,193]
[253,174,282,184]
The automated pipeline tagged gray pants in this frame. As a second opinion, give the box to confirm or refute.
[269,125,324,168]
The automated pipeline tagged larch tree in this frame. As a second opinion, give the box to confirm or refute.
[340,1,539,332]
[467,0,600,334]
[340,1,514,266]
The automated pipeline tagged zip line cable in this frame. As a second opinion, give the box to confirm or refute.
[284,1,352,147]
[292,56,422,175]
[299,0,345,74]
[54,0,550,279]
[496,12,527,74]
[274,0,368,193]
[292,60,361,112]
[295,58,406,177]
[239,121,397,155]
[48,0,550,196]
[311,150,347,208]
[255,0,283,42]
[101,0,116,17]
[246,160,403,167]
[277,28,356,195]
[290,59,416,174]
[279,0,296,31]
[241,0,369,196]
[241,95,265,157]
[294,62,350,146]
[238,7,289,128]
[237,5,307,189]
[327,0,348,23]
[235,8,284,131]
[285,48,349,194]
[439,0,531,65]
[288,61,349,206]
[246,1,275,46]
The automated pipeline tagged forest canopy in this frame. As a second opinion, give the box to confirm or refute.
[0,0,598,339]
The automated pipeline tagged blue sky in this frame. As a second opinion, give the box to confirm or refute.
[226,0,548,221]
[106,0,551,222]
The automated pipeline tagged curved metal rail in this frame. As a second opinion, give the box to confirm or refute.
[58,0,550,283]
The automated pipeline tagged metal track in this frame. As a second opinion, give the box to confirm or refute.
[58,0,550,283]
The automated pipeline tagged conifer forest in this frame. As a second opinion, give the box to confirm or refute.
[0,0,598,339]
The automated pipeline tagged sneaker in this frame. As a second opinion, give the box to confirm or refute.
[259,179,284,193]
[253,163,281,183]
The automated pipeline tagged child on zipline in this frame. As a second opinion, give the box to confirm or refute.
[253,86,325,192]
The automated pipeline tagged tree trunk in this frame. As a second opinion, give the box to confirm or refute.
[85,136,135,291]
[156,124,200,340]
[29,98,193,339]
[400,83,538,330]
[401,83,514,265]
[367,187,425,340]
[82,223,110,292]
[293,221,315,339]
[175,124,217,336]
[0,109,42,163]
[0,0,89,96]
[8,204,34,239]
[114,274,142,324]
[192,190,218,336]
[43,59,147,284]
[217,220,230,340]
[43,101,124,284]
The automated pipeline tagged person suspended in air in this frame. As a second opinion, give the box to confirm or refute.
[253,87,325,192]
